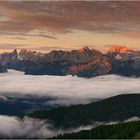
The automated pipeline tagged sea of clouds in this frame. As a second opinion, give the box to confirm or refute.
[0,70,140,138]
[0,69,140,105]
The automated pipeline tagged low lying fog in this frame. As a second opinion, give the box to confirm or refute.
[0,115,101,138]
[0,115,139,138]
[0,69,140,105]
[0,70,140,138]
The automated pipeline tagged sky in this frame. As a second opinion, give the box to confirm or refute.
[0,1,140,53]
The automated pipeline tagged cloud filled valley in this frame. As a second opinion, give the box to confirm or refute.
[0,114,139,138]
[0,70,140,138]
[0,69,140,106]
[0,115,105,138]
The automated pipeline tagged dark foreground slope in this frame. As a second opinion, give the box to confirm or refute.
[53,121,140,139]
[0,96,55,117]
[28,94,140,128]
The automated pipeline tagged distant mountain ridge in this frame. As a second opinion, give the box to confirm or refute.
[0,46,140,77]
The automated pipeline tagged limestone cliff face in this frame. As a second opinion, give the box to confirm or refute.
[68,54,112,77]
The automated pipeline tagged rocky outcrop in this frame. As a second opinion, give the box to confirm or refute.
[45,46,102,64]
[68,54,112,77]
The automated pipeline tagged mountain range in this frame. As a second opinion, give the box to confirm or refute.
[0,46,140,77]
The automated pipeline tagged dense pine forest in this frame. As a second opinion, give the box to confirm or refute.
[52,121,140,139]
[28,94,140,128]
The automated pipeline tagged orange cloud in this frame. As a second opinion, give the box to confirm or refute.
[0,1,139,52]
[0,1,139,34]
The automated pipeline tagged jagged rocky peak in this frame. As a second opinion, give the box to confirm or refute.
[78,46,90,53]
[11,49,18,60]
[12,49,18,54]
[108,45,133,53]
[19,48,33,54]
[18,48,37,60]
[19,48,37,55]
[78,46,101,54]
[21,48,31,52]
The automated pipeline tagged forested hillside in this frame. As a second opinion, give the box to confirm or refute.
[53,121,140,139]
[29,94,140,128]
